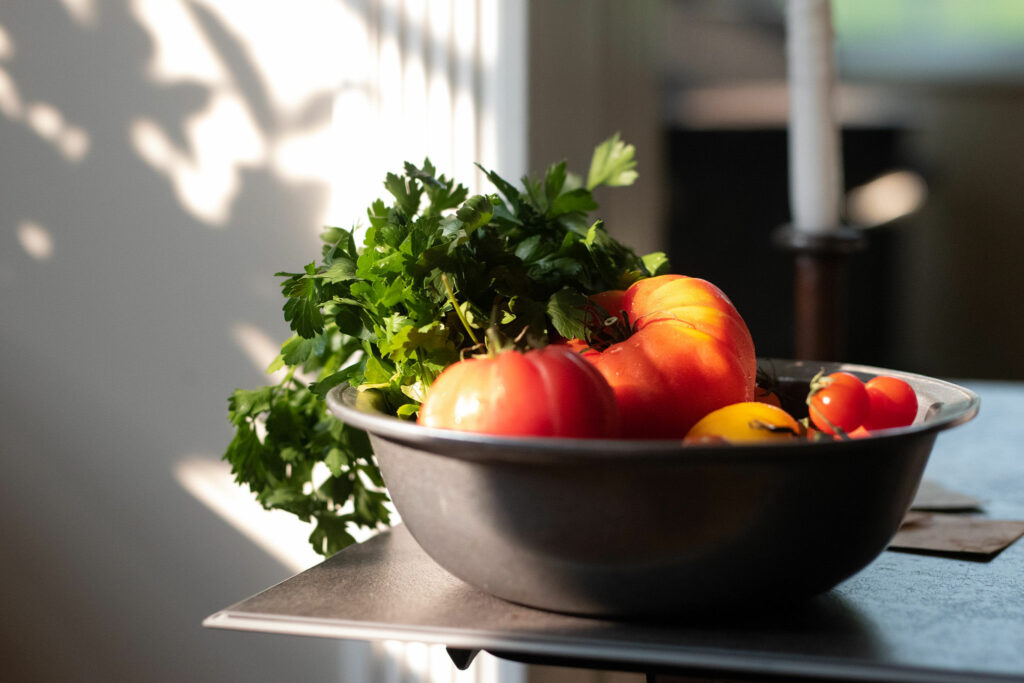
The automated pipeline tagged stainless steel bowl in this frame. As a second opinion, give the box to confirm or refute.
[326,359,979,617]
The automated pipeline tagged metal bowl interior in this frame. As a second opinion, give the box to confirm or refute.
[326,359,979,617]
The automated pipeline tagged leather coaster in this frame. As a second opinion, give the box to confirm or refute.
[910,479,983,512]
[891,512,1024,559]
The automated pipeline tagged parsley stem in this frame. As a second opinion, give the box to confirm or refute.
[441,274,479,346]
[268,367,297,403]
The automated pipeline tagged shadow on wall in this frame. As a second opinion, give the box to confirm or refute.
[0,3,355,681]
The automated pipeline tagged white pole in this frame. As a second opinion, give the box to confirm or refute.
[786,0,842,234]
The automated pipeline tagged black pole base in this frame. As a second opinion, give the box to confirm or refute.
[772,225,867,362]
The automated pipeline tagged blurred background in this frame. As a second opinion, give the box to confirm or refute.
[2,1,1024,682]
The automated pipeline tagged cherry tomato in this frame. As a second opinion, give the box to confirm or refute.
[808,372,869,436]
[861,376,918,431]
[564,274,756,439]
[685,402,801,444]
[417,346,619,438]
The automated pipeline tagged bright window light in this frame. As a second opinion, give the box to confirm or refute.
[847,169,928,227]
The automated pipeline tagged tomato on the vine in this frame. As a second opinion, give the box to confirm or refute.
[861,376,918,431]
[807,372,870,436]
[417,346,620,438]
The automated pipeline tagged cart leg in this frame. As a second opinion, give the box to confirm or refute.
[446,647,480,670]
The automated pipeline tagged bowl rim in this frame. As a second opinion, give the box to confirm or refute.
[325,359,980,463]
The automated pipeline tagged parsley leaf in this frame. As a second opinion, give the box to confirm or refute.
[547,288,589,340]
[586,132,638,190]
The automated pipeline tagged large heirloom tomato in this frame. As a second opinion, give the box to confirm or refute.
[568,274,756,439]
[417,346,620,438]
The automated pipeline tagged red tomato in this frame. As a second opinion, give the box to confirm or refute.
[566,274,756,439]
[417,346,619,438]
[808,372,870,436]
[861,376,918,431]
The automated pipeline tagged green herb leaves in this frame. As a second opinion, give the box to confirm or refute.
[224,134,669,556]
[279,264,325,338]
[586,132,638,190]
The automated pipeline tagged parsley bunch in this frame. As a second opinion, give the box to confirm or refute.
[225,134,669,556]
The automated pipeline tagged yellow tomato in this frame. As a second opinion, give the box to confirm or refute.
[685,402,801,444]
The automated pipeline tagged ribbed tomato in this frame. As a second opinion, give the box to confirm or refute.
[417,346,620,438]
[568,274,756,439]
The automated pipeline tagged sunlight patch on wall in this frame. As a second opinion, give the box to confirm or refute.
[230,321,288,383]
[1,20,90,162]
[426,1,454,176]
[325,0,527,231]
[271,118,335,191]
[59,0,99,28]
[25,102,90,162]
[327,1,378,232]
[174,456,322,573]
[127,0,266,229]
[17,220,55,261]
[127,0,523,234]
[0,67,22,118]
[129,0,348,231]
[0,22,13,60]
[175,456,385,572]
[0,68,91,162]
[401,0,429,168]
[229,320,325,399]
[129,89,263,226]
[59,126,89,161]
[131,0,226,85]
[26,102,62,141]
[189,0,348,114]
[452,0,481,189]
[0,17,91,162]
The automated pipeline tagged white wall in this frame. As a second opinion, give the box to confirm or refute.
[0,0,539,680]
[527,0,666,258]
[0,1,356,680]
